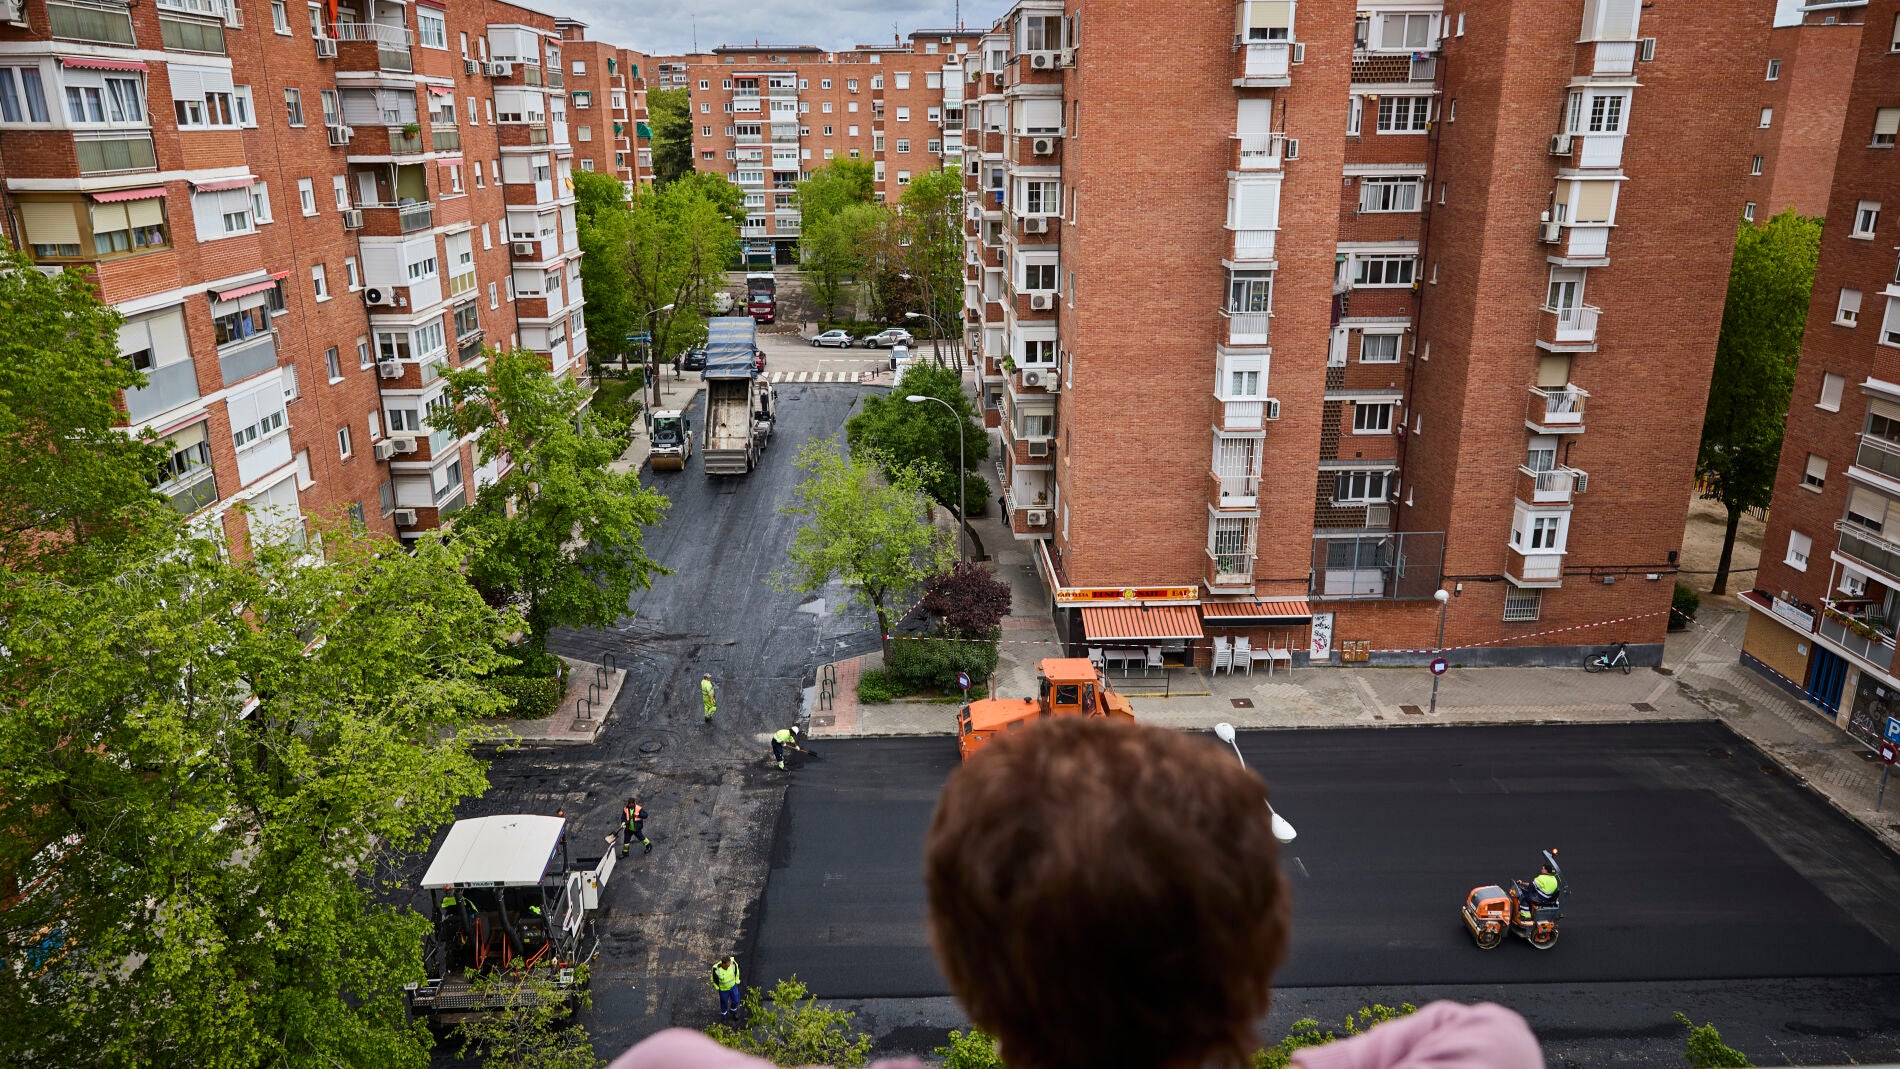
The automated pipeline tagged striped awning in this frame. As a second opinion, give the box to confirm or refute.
[91,186,167,203]
[1202,599,1313,623]
[426,84,456,96]
[191,175,255,192]
[1080,605,1204,642]
[58,55,148,72]
[211,275,278,301]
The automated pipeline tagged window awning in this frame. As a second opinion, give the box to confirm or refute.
[58,55,149,72]
[211,276,278,301]
[427,84,456,96]
[1201,599,1313,623]
[1081,605,1204,643]
[192,176,255,192]
[91,186,167,203]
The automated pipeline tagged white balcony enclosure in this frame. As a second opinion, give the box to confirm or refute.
[1576,133,1624,169]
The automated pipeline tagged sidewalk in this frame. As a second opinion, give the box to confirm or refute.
[484,655,627,745]
[606,369,706,475]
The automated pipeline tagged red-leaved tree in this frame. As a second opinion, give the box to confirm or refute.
[919,562,1012,638]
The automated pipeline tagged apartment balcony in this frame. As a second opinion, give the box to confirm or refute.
[430,125,461,153]
[124,360,202,423]
[1515,464,1589,504]
[158,468,218,516]
[741,225,769,237]
[1218,399,1266,432]
[46,0,136,45]
[1541,221,1611,262]
[733,94,763,113]
[1007,500,1056,538]
[332,21,413,72]
[1835,520,1900,587]
[1230,228,1277,262]
[1551,132,1624,170]
[1350,50,1435,85]
[1818,604,1898,673]
[1233,41,1294,86]
[1233,131,1284,171]
[1588,40,1639,77]
[74,131,157,176]
[358,200,434,237]
[499,122,551,148]
[1211,468,1262,510]
[1222,308,1272,347]
[217,330,278,387]
[1525,384,1587,434]
[1854,434,1900,482]
[1011,364,1058,395]
[1537,303,1601,350]
[1206,550,1257,592]
[1506,546,1565,588]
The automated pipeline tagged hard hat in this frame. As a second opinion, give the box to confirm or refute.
[703,673,711,679]
[790,725,801,736]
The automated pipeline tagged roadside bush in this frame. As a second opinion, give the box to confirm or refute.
[707,977,872,1068]
[496,645,565,680]
[856,667,907,704]
[817,320,891,339]
[1254,1005,1417,1069]
[488,675,564,720]
[1671,582,1701,630]
[934,1029,1002,1069]
[1675,1013,1751,1067]
[887,634,999,693]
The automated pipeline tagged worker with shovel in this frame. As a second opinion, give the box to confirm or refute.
[772,725,812,770]
[701,674,717,723]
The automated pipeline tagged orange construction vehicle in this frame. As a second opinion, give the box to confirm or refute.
[956,657,1135,761]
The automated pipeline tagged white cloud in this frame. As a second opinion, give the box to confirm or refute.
[549,0,1009,56]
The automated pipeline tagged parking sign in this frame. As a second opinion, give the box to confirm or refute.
[1887,717,1900,745]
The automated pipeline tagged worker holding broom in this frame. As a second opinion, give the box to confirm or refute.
[772,725,811,770]
[701,674,717,723]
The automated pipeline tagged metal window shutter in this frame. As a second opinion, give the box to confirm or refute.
[90,201,130,233]
[1875,109,1900,137]
[125,196,167,228]
[1575,181,1616,223]
[21,201,80,245]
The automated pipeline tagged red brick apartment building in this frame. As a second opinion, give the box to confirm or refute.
[1748,4,1863,220]
[686,31,982,263]
[1742,0,1900,744]
[964,0,1770,667]
[557,19,651,190]
[0,0,590,552]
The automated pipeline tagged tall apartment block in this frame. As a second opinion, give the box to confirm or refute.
[686,31,981,264]
[965,0,1766,666]
[1747,2,1862,220]
[1741,0,1900,744]
[0,0,586,551]
[557,19,651,190]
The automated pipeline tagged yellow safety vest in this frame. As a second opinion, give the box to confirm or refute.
[1533,874,1559,896]
[712,960,740,990]
[773,729,794,745]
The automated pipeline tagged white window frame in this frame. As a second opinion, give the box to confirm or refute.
[1358,176,1422,213]
[1766,58,1781,80]
[1803,453,1828,491]
[1358,330,1402,364]
[1819,372,1846,411]
[1352,254,1416,288]
[1333,468,1395,505]
[311,263,328,301]
[337,424,353,458]
[1837,288,1862,327]
[1785,530,1811,572]
[1852,200,1880,239]
[416,8,446,49]
[1351,401,1394,434]
[1375,95,1431,134]
[297,178,316,216]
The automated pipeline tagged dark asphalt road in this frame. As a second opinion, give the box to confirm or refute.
[752,724,1900,1062]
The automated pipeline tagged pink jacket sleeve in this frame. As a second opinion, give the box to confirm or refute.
[605,1027,927,1069]
[1290,1001,1543,1069]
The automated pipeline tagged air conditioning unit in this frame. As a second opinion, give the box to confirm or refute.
[1264,398,1282,420]
[1058,49,1075,67]
[490,61,513,77]
[1548,133,1573,156]
[393,509,418,526]
[1030,52,1054,69]
[1026,509,1049,526]
[0,0,26,26]
[1030,293,1054,310]
[1365,505,1392,527]
[373,439,399,461]
[1022,369,1043,387]
[479,60,495,76]
[314,36,336,58]
[512,241,538,257]
[1291,42,1306,64]
[390,436,419,454]
[377,360,403,379]
[465,58,480,75]
[1638,37,1656,62]
[1283,138,1300,160]
[1027,439,1050,457]
[1571,470,1589,494]
[1539,219,1562,243]
[1023,216,1048,234]
[991,71,1004,86]
[342,208,364,229]
[1045,375,1060,393]
[1031,137,1055,155]
[364,287,392,307]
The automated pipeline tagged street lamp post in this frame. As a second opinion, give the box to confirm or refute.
[1428,587,1451,717]
[905,393,966,560]
[903,310,948,368]
[1213,722,1297,844]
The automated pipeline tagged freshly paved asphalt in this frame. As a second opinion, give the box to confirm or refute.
[753,724,1900,1060]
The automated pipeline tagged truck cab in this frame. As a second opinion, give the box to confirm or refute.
[956,658,1135,761]
[648,410,692,471]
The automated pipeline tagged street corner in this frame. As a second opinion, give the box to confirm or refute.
[494,657,626,745]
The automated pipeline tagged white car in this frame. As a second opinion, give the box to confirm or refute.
[862,328,915,349]
[889,344,918,374]
[810,329,854,348]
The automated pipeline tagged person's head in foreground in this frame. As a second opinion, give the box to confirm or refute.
[924,716,1289,1069]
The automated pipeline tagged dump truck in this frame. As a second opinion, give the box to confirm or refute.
[648,410,692,470]
[404,814,613,1024]
[745,271,776,324]
[956,657,1135,761]
[702,316,777,475]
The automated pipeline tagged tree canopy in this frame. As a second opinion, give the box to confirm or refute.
[846,361,990,518]
[776,437,955,655]
[438,346,670,646]
[795,159,876,230]
[897,167,966,349]
[646,87,693,185]
[626,179,742,367]
[1697,209,1821,593]
[573,170,639,365]
[800,202,886,322]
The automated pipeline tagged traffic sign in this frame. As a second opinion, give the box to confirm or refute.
[1430,657,1448,676]
[1887,717,1900,745]
[956,671,971,691]
[1881,742,1898,766]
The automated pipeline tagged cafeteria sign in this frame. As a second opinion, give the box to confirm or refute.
[1056,585,1198,604]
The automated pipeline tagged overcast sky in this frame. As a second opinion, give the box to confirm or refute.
[549,0,1006,56]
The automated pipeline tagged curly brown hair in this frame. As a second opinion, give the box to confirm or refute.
[924,716,1290,1069]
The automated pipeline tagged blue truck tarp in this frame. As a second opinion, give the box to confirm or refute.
[703,316,757,379]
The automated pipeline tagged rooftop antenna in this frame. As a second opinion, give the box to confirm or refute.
[691,17,697,53]
[956,0,961,28]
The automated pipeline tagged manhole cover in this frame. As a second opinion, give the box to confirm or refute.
[1400,704,1424,716]
[638,739,665,755]
[814,715,835,727]
[1631,702,1655,712]
[1230,698,1254,709]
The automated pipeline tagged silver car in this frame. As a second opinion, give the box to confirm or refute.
[810,329,853,348]
[862,328,914,349]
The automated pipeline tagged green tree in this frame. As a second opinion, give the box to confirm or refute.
[1697,209,1820,594]
[572,170,639,368]
[647,87,693,184]
[846,361,991,528]
[454,966,602,1069]
[795,158,876,230]
[1674,1013,1751,1068]
[626,179,741,395]
[898,167,966,363]
[0,525,513,1068]
[672,169,747,227]
[0,242,167,577]
[1253,1005,1417,1069]
[705,978,873,1069]
[439,346,670,648]
[776,437,956,657]
[934,1028,1002,1069]
[800,202,886,322]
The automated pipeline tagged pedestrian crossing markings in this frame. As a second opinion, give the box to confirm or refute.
[763,370,882,383]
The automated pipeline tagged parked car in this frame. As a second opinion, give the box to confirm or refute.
[711,291,735,314]
[811,329,854,348]
[680,347,708,371]
[861,328,914,349]
[889,344,918,374]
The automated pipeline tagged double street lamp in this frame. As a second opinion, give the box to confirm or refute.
[1213,722,1298,845]
[905,393,966,560]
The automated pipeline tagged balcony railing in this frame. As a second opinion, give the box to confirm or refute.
[1527,384,1587,430]
[1310,530,1448,601]
[431,126,461,152]
[1835,520,1900,583]
[331,21,411,45]
[1237,41,1292,80]
[1819,605,1898,672]
[388,128,425,154]
[1234,131,1284,169]
[1220,399,1265,431]
[1223,308,1272,345]
[1215,471,1261,503]
[1508,547,1565,585]
[399,202,433,232]
[1855,435,1900,481]
[1208,550,1257,588]
[75,133,156,175]
[1517,464,1589,504]
[1543,303,1600,344]
[217,331,278,387]
[124,360,201,422]
[1232,229,1277,260]
[160,470,218,515]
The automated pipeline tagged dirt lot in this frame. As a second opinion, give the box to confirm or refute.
[1677,493,1767,604]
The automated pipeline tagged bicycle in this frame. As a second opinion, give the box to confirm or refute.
[1584,641,1630,675]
